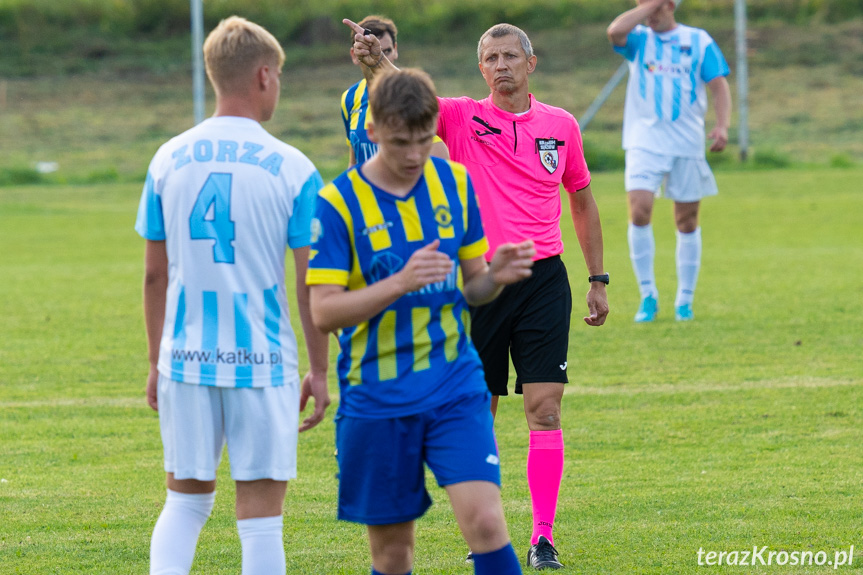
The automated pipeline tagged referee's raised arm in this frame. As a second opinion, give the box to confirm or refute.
[343,18,398,81]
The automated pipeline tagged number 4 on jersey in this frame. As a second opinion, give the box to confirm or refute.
[189,173,235,263]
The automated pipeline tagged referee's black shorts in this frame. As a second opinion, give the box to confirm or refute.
[469,255,572,396]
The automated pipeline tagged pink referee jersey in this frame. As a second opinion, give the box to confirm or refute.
[437,94,591,261]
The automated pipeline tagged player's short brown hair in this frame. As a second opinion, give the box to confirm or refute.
[204,16,285,94]
[354,15,398,46]
[369,69,439,133]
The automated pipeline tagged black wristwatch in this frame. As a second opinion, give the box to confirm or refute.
[588,274,610,285]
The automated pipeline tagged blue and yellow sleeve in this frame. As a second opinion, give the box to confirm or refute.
[307,184,352,287]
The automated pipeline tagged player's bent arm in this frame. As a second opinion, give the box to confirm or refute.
[310,240,453,332]
[309,280,404,333]
[607,0,667,46]
[348,147,357,169]
[343,19,399,82]
[460,256,500,307]
[143,240,168,410]
[461,241,535,307]
[707,76,732,152]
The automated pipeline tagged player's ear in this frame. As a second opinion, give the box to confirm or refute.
[350,47,360,66]
[256,65,270,90]
[367,122,378,143]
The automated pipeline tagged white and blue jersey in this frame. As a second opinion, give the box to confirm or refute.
[135,116,322,388]
[616,24,730,158]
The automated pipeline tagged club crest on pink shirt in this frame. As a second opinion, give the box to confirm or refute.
[536,138,562,174]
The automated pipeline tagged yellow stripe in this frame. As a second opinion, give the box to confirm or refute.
[348,170,392,251]
[376,311,398,381]
[451,162,470,234]
[349,79,366,131]
[347,322,368,386]
[340,89,350,126]
[458,238,489,261]
[440,304,459,362]
[461,308,471,342]
[306,268,349,286]
[396,196,424,242]
[412,307,432,372]
[319,182,366,290]
[424,160,454,239]
[319,184,353,236]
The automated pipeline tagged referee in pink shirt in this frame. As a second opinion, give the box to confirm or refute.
[346,20,609,571]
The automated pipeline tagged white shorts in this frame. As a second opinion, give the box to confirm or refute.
[157,375,299,481]
[624,148,718,202]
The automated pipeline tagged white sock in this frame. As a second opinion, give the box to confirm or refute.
[150,489,215,575]
[628,223,657,299]
[238,515,285,575]
[675,227,702,307]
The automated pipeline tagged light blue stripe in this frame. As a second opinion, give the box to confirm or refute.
[671,34,682,119]
[234,292,252,386]
[135,171,166,240]
[264,285,283,386]
[170,286,187,380]
[637,33,647,100]
[288,170,324,248]
[690,33,701,104]
[653,34,664,119]
[701,40,730,83]
[200,291,218,385]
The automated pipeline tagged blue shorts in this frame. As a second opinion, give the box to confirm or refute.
[335,391,500,525]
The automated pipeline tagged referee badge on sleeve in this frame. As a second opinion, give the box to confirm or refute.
[536,138,564,174]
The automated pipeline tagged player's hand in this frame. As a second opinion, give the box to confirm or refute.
[489,240,535,286]
[343,19,382,68]
[708,125,728,152]
[146,365,159,411]
[299,370,330,432]
[397,239,454,294]
[584,285,609,326]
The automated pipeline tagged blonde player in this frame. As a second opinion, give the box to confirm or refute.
[136,16,329,575]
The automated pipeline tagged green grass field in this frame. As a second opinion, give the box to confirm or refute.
[1,167,861,573]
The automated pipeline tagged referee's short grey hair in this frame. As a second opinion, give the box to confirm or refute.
[477,23,534,61]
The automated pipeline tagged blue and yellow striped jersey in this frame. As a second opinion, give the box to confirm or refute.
[341,79,444,165]
[340,79,377,165]
[308,157,489,417]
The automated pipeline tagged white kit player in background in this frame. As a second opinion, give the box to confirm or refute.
[135,16,329,575]
[608,0,731,322]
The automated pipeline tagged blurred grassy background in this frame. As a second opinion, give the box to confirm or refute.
[1,1,863,186]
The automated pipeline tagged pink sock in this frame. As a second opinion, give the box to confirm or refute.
[527,429,564,546]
